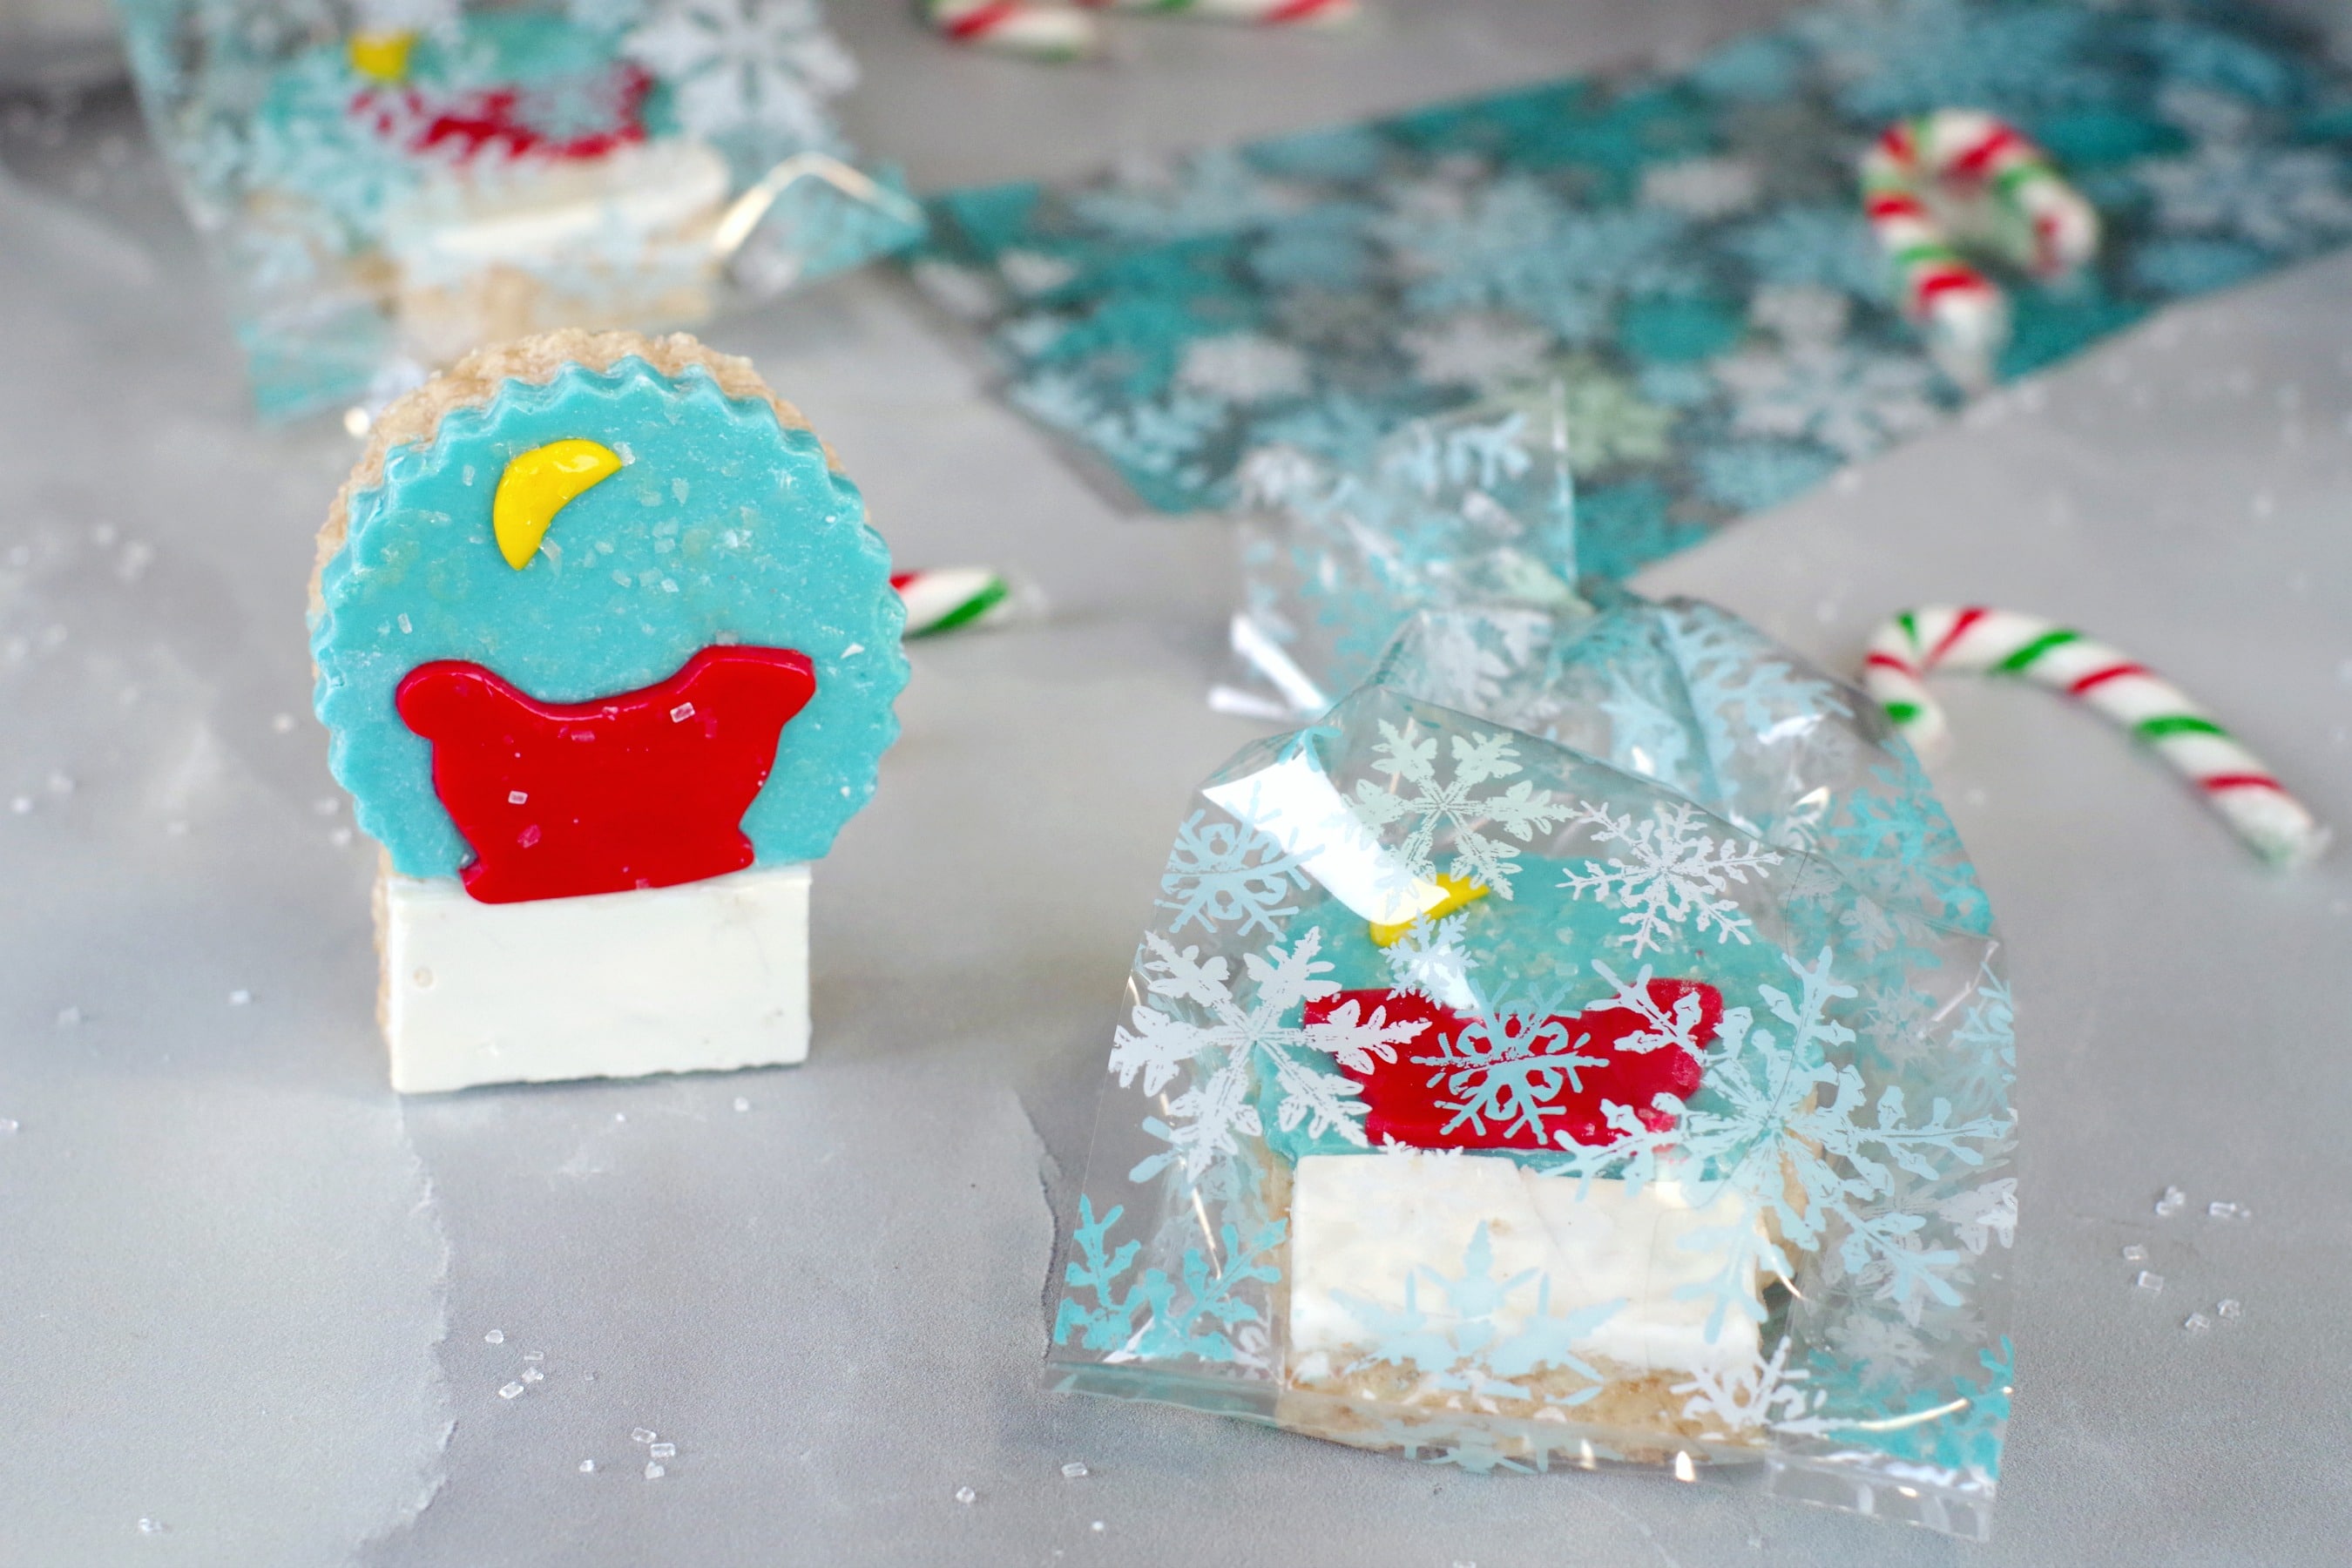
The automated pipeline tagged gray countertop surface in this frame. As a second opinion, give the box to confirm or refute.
[4,3,2351,1564]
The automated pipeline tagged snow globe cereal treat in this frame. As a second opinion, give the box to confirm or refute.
[118,0,922,417]
[1051,592,2017,1538]
[311,328,906,1092]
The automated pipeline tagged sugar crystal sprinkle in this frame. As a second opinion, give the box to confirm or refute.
[1061,1462,1089,1479]
[2218,1299,2243,1320]
[579,1460,595,1474]
[670,701,695,723]
[649,1443,676,1459]
[2121,1244,2148,1262]
[498,1382,524,1400]
[2155,1186,2187,1217]
[484,1329,504,1344]
[2184,1313,2212,1333]
[524,1349,544,1362]
[228,990,252,1006]
[632,1428,655,1444]
[954,1486,977,1505]
[2207,1200,2247,1220]
[645,1463,666,1480]
[2135,1271,2165,1294]
[733,1097,751,1112]
[521,1368,544,1384]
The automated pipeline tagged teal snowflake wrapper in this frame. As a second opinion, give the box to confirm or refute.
[1051,592,2016,1539]
[922,0,2352,578]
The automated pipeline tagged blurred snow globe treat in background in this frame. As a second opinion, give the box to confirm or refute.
[1052,590,2017,1538]
[115,0,924,419]
[309,328,907,1091]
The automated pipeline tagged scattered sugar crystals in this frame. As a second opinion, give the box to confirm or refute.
[1061,1462,1089,1479]
[2207,1200,2250,1220]
[2135,1271,2165,1294]
[645,1463,666,1480]
[2155,1186,2187,1217]
[484,1329,504,1344]
[2218,1299,2242,1320]
[520,1368,544,1384]
[0,1118,17,1135]
[2121,1244,2148,1262]
[137,1518,165,1535]
[227,990,252,1006]
[649,1442,676,1459]
[669,701,695,723]
[2183,1313,2212,1334]
[523,1350,544,1362]
[733,1097,751,1112]
[954,1486,977,1505]
[498,1382,524,1400]
[632,1428,656,1444]
[578,1460,596,1474]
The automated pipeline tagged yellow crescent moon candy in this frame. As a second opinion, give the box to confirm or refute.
[492,440,622,570]
[347,30,418,84]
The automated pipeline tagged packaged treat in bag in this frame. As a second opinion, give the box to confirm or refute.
[1051,591,2017,1538]
[115,0,924,419]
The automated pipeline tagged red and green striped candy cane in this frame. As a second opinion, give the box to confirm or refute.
[1861,110,2099,389]
[1080,0,1356,22]
[1862,606,2328,868]
[924,0,1101,58]
[894,567,1017,637]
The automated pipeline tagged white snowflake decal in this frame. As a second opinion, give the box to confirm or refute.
[1672,1336,1837,1438]
[1559,799,1783,956]
[1639,156,1761,218]
[1550,949,2013,1339]
[624,0,855,145]
[1396,312,1555,390]
[1348,719,1570,899]
[1110,929,1429,1182]
[2139,143,2352,253]
[1175,333,1312,404]
[1713,342,1942,461]
[1154,808,1312,937]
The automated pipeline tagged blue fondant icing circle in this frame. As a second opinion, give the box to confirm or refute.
[312,356,908,879]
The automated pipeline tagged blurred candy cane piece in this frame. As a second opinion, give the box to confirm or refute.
[1862,606,2328,868]
[1084,0,1358,23]
[895,567,1021,636]
[926,0,1102,58]
[1862,110,2099,389]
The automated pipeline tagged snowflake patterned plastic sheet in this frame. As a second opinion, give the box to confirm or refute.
[1051,592,2017,1538]
[920,0,2352,577]
[117,0,924,419]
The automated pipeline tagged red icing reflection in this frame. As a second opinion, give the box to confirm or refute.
[396,646,816,904]
[353,65,655,165]
[1303,979,1719,1152]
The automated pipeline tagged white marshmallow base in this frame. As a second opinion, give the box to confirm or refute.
[1288,1151,1762,1383]
[378,862,810,1093]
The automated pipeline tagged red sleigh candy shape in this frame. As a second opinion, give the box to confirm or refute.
[396,645,816,904]
[1303,977,1719,1152]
